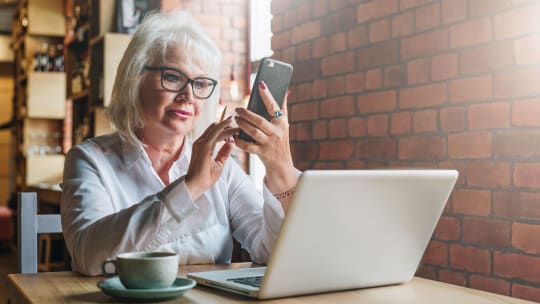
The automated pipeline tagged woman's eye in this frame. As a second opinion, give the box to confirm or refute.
[163,72,182,83]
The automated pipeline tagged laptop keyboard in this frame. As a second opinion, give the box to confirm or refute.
[227,276,264,288]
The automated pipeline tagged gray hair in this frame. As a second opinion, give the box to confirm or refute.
[106,10,222,145]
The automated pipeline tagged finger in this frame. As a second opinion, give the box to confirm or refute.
[235,116,270,144]
[282,90,289,117]
[215,142,233,166]
[258,81,281,117]
[216,127,239,142]
[233,135,262,154]
[235,107,274,136]
[201,116,233,143]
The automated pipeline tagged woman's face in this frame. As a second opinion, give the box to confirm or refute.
[139,45,210,139]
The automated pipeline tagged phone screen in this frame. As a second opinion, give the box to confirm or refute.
[238,58,293,143]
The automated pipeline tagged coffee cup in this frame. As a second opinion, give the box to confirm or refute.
[102,251,179,289]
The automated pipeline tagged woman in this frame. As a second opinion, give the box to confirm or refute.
[60,10,299,276]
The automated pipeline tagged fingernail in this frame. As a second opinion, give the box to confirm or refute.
[235,107,244,113]
[259,81,267,90]
[286,89,291,97]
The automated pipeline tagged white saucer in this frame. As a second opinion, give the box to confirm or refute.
[97,276,196,301]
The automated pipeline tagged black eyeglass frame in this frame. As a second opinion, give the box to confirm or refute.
[143,65,218,99]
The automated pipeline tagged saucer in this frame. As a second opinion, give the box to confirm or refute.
[97,277,196,301]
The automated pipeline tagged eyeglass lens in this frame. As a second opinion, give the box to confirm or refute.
[161,69,215,98]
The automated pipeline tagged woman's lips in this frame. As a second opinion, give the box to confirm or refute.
[169,109,192,119]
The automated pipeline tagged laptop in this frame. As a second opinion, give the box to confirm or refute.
[187,169,458,299]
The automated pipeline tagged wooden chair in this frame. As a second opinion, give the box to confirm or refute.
[17,192,63,273]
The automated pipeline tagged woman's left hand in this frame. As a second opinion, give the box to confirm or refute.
[234,81,297,194]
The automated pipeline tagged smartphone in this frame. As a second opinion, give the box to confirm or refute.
[238,57,293,143]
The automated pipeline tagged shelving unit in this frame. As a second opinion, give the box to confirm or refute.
[11,0,66,191]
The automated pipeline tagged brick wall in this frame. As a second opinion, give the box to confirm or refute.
[272,0,540,301]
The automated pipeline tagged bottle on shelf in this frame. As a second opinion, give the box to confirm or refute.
[54,44,64,72]
[47,44,57,72]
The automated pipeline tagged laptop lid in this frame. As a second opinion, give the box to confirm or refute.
[189,170,458,299]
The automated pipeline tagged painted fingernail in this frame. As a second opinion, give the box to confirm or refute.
[259,81,267,90]
[235,107,244,113]
[286,89,291,97]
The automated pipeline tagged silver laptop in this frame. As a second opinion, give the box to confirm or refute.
[188,169,458,299]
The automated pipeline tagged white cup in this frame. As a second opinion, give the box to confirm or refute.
[102,251,179,289]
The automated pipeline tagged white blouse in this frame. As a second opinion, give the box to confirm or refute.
[60,133,285,276]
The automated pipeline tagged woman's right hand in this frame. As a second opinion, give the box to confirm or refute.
[185,117,238,200]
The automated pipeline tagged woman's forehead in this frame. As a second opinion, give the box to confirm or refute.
[160,44,207,75]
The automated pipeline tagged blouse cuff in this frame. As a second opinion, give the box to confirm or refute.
[158,176,198,223]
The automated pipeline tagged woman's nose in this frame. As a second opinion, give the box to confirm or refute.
[175,82,195,103]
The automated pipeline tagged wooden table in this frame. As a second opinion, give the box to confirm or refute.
[7,263,536,303]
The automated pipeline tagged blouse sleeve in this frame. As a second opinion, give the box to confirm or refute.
[60,143,197,276]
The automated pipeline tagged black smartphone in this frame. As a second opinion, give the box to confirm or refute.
[238,57,293,143]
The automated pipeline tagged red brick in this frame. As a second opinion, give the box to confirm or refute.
[442,0,467,24]
[469,0,512,17]
[367,114,389,136]
[495,66,540,99]
[365,69,382,90]
[312,120,328,140]
[415,3,440,32]
[328,0,349,11]
[463,218,510,247]
[448,75,493,103]
[345,72,364,94]
[434,216,460,241]
[296,122,312,141]
[347,160,367,169]
[384,65,405,87]
[356,138,397,160]
[322,52,356,76]
[312,37,329,58]
[494,4,540,40]
[327,75,346,96]
[295,83,313,102]
[282,10,297,30]
[358,40,399,69]
[439,269,467,287]
[329,119,347,139]
[400,0,434,10]
[469,275,510,296]
[319,140,355,160]
[312,79,327,99]
[357,90,397,114]
[514,163,540,189]
[357,0,398,23]
[494,130,540,159]
[391,112,412,135]
[329,32,346,54]
[515,35,540,65]
[401,29,449,59]
[494,252,540,283]
[493,191,540,221]
[291,142,318,161]
[291,102,319,121]
[467,161,512,188]
[369,19,390,43]
[407,58,430,84]
[452,189,491,216]
[320,96,356,118]
[416,264,437,280]
[391,12,414,38]
[512,99,540,127]
[292,20,321,43]
[440,106,466,132]
[272,31,292,50]
[459,41,515,75]
[348,117,366,137]
[399,136,447,160]
[399,83,447,109]
[296,2,312,24]
[450,18,492,49]
[294,59,323,82]
[421,240,448,266]
[322,7,357,35]
[347,25,369,49]
[513,284,540,303]
[413,109,437,133]
[431,53,457,81]
[281,46,296,64]
[450,245,491,274]
[512,222,540,254]
[468,102,510,130]
[296,42,312,62]
[313,0,328,17]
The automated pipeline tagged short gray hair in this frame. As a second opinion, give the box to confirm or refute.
[107,10,222,145]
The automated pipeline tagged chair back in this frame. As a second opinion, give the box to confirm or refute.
[17,192,62,273]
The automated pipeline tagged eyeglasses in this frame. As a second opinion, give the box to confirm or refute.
[144,66,218,99]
